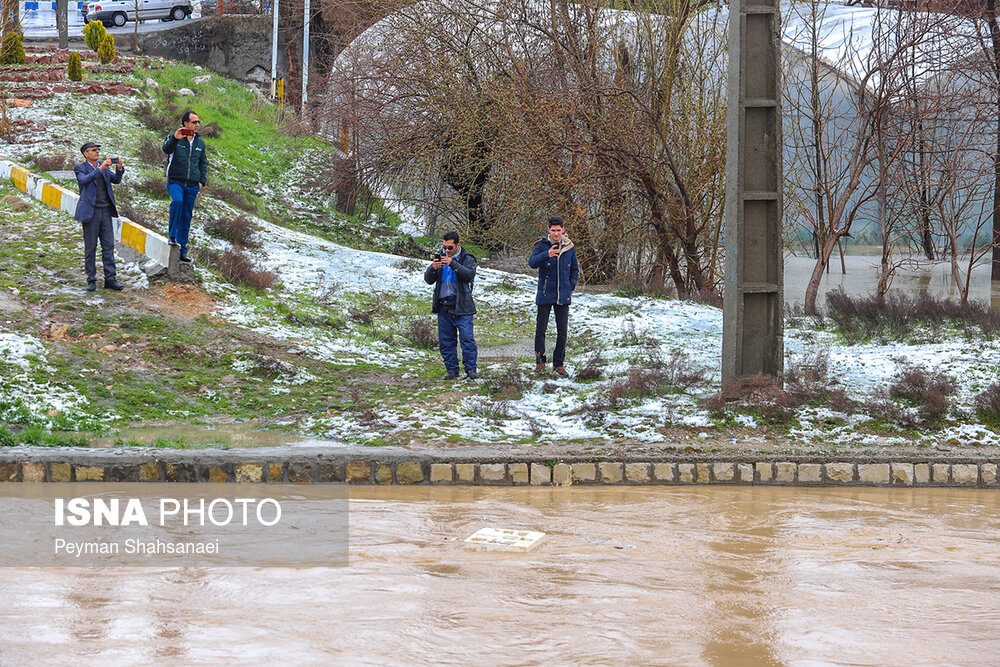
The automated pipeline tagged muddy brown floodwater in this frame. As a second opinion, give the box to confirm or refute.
[1,486,998,665]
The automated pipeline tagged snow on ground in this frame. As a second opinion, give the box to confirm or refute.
[0,331,104,430]
[189,208,1000,445]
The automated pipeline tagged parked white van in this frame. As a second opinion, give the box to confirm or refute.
[83,0,193,26]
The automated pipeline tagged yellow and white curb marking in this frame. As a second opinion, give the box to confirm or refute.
[1,158,171,271]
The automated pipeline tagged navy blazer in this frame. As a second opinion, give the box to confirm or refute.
[74,161,123,223]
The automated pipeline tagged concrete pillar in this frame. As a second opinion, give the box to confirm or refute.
[722,0,783,382]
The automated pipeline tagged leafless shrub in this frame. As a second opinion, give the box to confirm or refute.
[784,351,855,414]
[137,135,164,165]
[246,353,297,378]
[701,374,800,425]
[405,318,437,349]
[212,248,277,290]
[483,364,533,399]
[659,349,708,389]
[887,365,956,426]
[617,320,659,348]
[33,154,71,171]
[348,308,372,326]
[349,387,380,425]
[205,183,254,212]
[278,116,313,137]
[974,382,1000,429]
[826,288,1000,341]
[575,349,605,381]
[133,178,168,198]
[284,312,344,330]
[479,399,513,422]
[394,257,425,272]
[198,121,222,138]
[204,214,262,249]
[134,100,178,134]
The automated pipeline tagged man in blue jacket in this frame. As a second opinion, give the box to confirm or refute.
[529,215,579,377]
[424,231,479,380]
[74,142,125,292]
[162,110,208,263]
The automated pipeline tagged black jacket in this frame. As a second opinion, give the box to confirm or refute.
[424,247,477,315]
[162,132,208,187]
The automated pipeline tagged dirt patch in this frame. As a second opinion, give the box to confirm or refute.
[146,283,219,321]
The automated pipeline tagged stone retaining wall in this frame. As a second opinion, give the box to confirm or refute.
[1,451,997,487]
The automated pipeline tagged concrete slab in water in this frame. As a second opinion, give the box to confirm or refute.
[464,527,546,552]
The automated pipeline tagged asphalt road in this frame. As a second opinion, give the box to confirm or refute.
[21,7,207,38]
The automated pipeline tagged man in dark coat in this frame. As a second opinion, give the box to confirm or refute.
[424,231,479,380]
[163,109,208,262]
[74,142,125,291]
[528,215,579,377]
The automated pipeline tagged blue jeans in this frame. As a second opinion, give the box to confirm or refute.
[437,309,477,374]
[167,182,200,254]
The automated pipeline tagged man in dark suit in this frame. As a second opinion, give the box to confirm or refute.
[74,142,125,291]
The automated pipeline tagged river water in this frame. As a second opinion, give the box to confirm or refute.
[784,252,1000,308]
[1,485,998,665]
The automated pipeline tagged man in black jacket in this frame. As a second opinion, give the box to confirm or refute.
[162,110,208,263]
[424,231,478,380]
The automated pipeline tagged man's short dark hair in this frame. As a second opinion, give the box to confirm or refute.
[547,215,565,228]
[182,110,198,124]
[443,231,460,244]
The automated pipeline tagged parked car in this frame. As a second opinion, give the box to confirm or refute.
[83,0,193,26]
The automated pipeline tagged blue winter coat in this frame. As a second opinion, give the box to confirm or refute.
[424,247,477,315]
[529,236,579,305]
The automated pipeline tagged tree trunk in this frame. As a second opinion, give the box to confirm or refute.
[987,2,1000,280]
[804,234,841,315]
[56,0,67,49]
[917,129,935,260]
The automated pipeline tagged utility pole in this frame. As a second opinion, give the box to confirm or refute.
[301,0,309,113]
[270,0,279,99]
[722,0,784,383]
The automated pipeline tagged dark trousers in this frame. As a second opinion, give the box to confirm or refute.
[437,308,477,374]
[82,206,116,284]
[534,303,570,366]
[167,182,200,253]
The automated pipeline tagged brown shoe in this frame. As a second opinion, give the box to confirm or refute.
[554,366,569,378]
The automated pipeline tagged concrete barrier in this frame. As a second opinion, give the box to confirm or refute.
[1,158,173,277]
[0,450,998,487]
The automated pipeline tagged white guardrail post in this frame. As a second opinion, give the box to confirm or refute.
[0,158,172,274]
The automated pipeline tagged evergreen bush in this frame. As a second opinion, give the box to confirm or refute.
[67,51,83,81]
[97,34,115,64]
[83,20,106,52]
[0,31,25,65]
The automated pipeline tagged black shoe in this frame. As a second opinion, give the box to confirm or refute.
[85,282,96,292]
[466,370,479,380]
[179,254,193,263]
[445,372,459,380]
[104,280,124,291]
[168,237,179,246]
